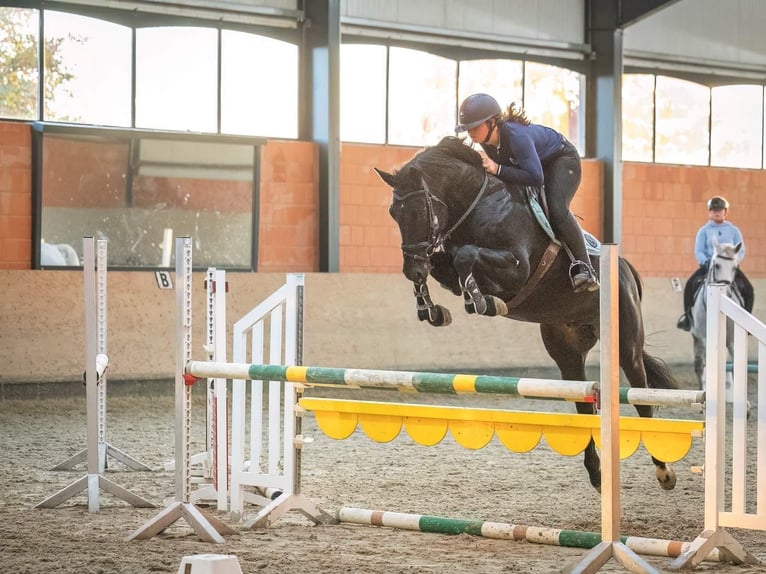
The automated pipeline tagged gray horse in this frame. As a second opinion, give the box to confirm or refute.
[689,237,744,395]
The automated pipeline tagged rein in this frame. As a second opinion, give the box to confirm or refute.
[395,173,489,260]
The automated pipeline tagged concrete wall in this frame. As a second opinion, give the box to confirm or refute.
[3,268,763,389]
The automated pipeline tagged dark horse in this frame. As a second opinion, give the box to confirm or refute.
[375,136,678,491]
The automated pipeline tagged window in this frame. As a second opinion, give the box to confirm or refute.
[388,47,457,146]
[34,124,262,269]
[135,26,218,132]
[221,30,298,138]
[458,58,524,118]
[655,76,710,165]
[340,44,387,143]
[622,74,655,162]
[524,62,584,153]
[711,84,763,169]
[0,7,39,119]
[44,11,131,126]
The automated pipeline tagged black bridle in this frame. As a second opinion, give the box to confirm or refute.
[708,250,738,285]
[393,172,489,262]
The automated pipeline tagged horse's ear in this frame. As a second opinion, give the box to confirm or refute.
[374,167,397,188]
[735,241,743,253]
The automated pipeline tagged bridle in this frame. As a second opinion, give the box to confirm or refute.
[393,172,489,262]
[708,251,737,285]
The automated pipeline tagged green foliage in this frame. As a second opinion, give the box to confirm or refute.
[0,7,77,119]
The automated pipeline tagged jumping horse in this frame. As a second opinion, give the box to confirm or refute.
[689,238,744,392]
[375,136,678,492]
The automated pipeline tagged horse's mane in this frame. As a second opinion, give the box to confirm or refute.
[396,136,484,185]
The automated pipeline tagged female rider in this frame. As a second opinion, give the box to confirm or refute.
[455,93,599,293]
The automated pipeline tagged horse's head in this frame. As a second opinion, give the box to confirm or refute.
[375,137,486,284]
[374,165,449,283]
[708,236,742,285]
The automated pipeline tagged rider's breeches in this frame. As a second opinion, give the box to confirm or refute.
[543,147,590,265]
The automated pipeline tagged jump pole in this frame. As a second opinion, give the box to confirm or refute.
[187,363,704,409]
[36,237,154,512]
[336,507,722,563]
[48,238,151,474]
[128,237,236,543]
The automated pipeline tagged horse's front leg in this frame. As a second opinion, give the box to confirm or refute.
[412,282,452,327]
[452,246,525,317]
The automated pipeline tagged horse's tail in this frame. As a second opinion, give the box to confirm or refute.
[643,351,678,389]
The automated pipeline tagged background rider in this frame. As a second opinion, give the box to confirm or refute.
[677,195,754,331]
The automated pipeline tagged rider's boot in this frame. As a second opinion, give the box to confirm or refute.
[570,261,600,293]
[676,311,691,331]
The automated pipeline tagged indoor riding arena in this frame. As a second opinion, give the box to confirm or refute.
[2,2,766,574]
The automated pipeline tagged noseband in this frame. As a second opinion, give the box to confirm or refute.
[394,173,489,262]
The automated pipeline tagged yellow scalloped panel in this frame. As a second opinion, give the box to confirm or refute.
[543,426,594,456]
[641,431,694,462]
[449,419,495,449]
[593,429,642,459]
[402,416,449,446]
[494,422,542,453]
[313,410,358,440]
[359,414,402,443]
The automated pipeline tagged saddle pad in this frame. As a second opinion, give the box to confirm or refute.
[524,186,601,257]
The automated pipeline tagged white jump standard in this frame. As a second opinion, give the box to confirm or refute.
[36,237,153,512]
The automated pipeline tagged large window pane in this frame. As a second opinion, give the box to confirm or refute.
[655,76,709,165]
[711,84,763,169]
[458,59,523,126]
[622,74,655,162]
[341,44,386,143]
[44,11,131,126]
[388,47,456,146]
[524,62,584,152]
[136,26,217,132]
[221,31,298,138]
[37,128,258,269]
[0,7,39,119]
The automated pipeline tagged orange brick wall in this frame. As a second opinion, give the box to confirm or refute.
[257,140,320,272]
[0,120,762,279]
[0,122,32,269]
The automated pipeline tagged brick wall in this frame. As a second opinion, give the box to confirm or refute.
[0,119,762,279]
[0,122,31,269]
[257,140,320,272]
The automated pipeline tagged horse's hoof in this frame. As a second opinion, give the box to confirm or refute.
[430,305,452,327]
[486,296,508,317]
[657,466,677,491]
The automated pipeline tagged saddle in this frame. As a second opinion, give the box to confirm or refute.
[523,186,600,257]
[504,187,600,310]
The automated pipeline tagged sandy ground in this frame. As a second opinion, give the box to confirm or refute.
[1,369,765,574]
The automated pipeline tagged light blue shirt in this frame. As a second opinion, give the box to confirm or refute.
[694,220,745,266]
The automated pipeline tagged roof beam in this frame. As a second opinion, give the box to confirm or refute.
[619,0,682,28]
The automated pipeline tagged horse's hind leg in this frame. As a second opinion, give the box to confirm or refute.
[619,323,678,491]
[539,323,601,490]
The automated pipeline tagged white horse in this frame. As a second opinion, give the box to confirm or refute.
[40,242,80,266]
[689,237,744,394]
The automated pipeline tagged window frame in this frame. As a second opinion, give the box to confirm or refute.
[31,121,265,271]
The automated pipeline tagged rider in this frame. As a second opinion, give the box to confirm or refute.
[454,93,599,293]
[676,195,754,331]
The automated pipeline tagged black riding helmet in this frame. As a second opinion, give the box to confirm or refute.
[455,93,501,133]
[707,196,729,210]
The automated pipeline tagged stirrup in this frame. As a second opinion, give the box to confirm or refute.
[569,261,599,293]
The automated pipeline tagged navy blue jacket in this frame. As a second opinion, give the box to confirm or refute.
[480,121,565,187]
